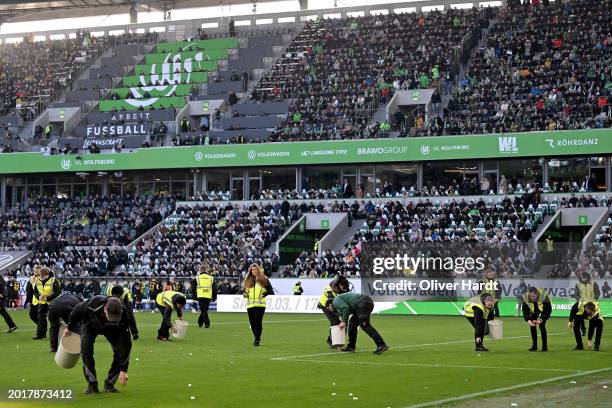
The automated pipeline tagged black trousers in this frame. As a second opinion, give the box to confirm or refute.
[81,324,132,387]
[347,297,385,349]
[525,311,548,348]
[197,298,211,327]
[247,307,265,341]
[318,304,340,344]
[157,304,172,339]
[573,317,603,348]
[0,298,16,329]
[36,303,49,338]
[48,308,75,351]
[29,304,39,324]
[466,316,487,345]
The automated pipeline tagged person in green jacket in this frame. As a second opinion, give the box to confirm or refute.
[327,293,388,355]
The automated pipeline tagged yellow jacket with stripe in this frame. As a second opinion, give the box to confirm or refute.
[464,295,492,320]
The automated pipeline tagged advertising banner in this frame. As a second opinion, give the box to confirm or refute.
[145,49,229,65]
[99,96,186,112]
[122,71,207,87]
[112,85,191,99]
[216,295,323,313]
[155,38,238,53]
[74,123,151,138]
[0,129,610,174]
[86,110,175,124]
[82,136,145,149]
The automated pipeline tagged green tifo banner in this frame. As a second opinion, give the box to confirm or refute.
[122,71,207,87]
[0,129,610,174]
[134,60,218,75]
[376,298,612,318]
[145,49,229,64]
[156,38,238,53]
[99,96,186,112]
[112,84,191,99]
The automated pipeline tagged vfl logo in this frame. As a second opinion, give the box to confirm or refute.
[247,150,257,160]
[194,152,204,161]
[60,159,72,170]
[545,139,555,148]
[498,136,518,153]
[420,145,430,155]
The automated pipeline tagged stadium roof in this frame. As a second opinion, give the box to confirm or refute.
[0,1,270,22]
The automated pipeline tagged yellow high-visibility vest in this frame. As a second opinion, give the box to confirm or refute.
[523,288,550,313]
[29,276,39,306]
[156,291,184,310]
[546,239,554,252]
[106,286,133,302]
[292,284,302,294]
[578,299,603,321]
[245,283,267,308]
[464,296,490,319]
[35,277,56,305]
[196,274,213,299]
[577,282,594,301]
[318,284,336,307]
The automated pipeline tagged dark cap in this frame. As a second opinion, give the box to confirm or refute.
[105,297,123,323]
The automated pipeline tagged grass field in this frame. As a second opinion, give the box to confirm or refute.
[0,310,609,408]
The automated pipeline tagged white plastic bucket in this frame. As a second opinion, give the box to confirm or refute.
[488,320,503,340]
[173,320,189,339]
[55,334,81,369]
[330,325,345,347]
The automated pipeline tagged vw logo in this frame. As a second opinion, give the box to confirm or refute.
[420,145,430,155]
[60,159,72,170]
[247,150,257,160]
[194,152,204,161]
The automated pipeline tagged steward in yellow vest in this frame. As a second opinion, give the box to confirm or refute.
[243,263,274,346]
[318,276,350,347]
[293,281,303,296]
[521,287,552,352]
[569,300,603,351]
[32,267,60,340]
[191,265,218,328]
[464,294,495,352]
[155,290,186,340]
[110,285,139,340]
[479,270,501,317]
[26,266,41,324]
[574,272,600,337]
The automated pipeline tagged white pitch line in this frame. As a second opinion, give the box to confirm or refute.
[270,333,566,360]
[12,318,327,332]
[281,358,582,373]
[402,302,418,315]
[402,366,612,408]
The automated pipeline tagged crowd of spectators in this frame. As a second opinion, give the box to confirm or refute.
[253,8,488,142]
[125,203,291,278]
[418,0,611,136]
[0,194,175,250]
[280,195,554,279]
[0,32,111,121]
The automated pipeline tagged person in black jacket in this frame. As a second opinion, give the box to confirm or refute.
[0,276,17,333]
[521,287,552,352]
[48,293,82,352]
[110,285,139,340]
[65,296,132,394]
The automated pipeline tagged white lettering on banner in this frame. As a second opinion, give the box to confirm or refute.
[300,149,347,157]
[247,150,290,160]
[217,295,322,313]
[74,159,115,166]
[498,136,518,153]
[83,138,123,148]
[357,146,408,155]
[86,124,148,137]
[438,144,470,151]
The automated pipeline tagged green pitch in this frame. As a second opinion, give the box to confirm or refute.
[0,311,609,408]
